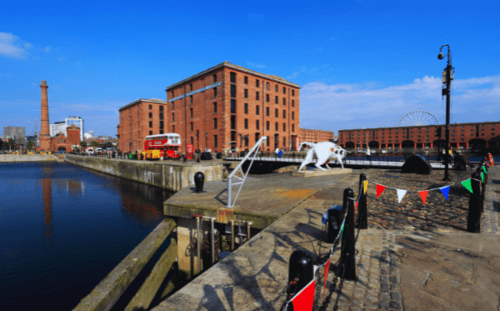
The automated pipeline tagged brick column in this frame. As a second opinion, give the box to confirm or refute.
[40,80,50,151]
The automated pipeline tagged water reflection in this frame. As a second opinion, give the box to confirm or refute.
[42,178,54,241]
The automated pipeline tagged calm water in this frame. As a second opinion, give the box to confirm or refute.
[0,162,172,310]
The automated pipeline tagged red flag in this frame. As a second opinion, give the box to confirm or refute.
[323,258,332,298]
[376,184,386,198]
[355,201,359,214]
[291,279,316,311]
[418,191,429,205]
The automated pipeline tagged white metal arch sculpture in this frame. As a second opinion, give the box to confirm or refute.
[297,141,347,171]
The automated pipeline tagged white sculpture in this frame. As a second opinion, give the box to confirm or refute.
[297,142,347,171]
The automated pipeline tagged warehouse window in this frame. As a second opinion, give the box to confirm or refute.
[190,108,193,118]
[266,107,270,116]
[244,76,248,84]
[149,112,152,118]
[256,120,260,130]
[275,109,278,118]
[275,96,278,104]
[292,100,294,107]
[149,121,152,128]
[244,89,248,98]
[256,79,260,87]
[266,121,270,130]
[275,85,278,92]
[266,94,269,102]
[231,85,236,97]
[266,82,270,90]
[244,103,248,114]
[256,105,260,115]
[283,98,286,106]
[283,87,286,94]
[213,87,217,98]
[283,110,286,119]
[214,135,218,147]
[213,74,217,83]
[292,89,295,96]
[245,119,248,129]
[292,111,295,120]
[256,91,260,100]
[214,118,217,129]
[190,122,193,132]
[283,123,286,131]
[149,105,152,109]
[230,72,236,83]
[213,102,217,113]
[275,122,278,131]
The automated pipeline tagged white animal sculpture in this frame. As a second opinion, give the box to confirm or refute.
[297,142,347,171]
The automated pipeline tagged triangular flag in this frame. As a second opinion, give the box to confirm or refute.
[481,172,484,183]
[440,186,450,200]
[290,279,316,311]
[483,166,487,174]
[461,179,473,193]
[323,257,332,298]
[355,201,359,214]
[363,180,368,194]
[376,184,386,197]
[418,191,429,205]
[396,189,407,203]
[340,222,345,238]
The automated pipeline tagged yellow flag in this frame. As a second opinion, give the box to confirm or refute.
[363,180,368,194]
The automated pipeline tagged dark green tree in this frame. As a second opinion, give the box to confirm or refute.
[80,141,87,148]
[90,141,99,147]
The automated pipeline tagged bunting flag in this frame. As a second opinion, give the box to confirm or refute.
[396,189,407,203]
[440,186,450,200]
[483,166,487,174]
[376,184,386,198]
[355,201,359,213]
[290,279,316,311]
[481,172,484,183]
[323,258,332,298]
[461,179,473,193]
[418,191,429,205]
[363,180,368,194]
[340,222,345,238]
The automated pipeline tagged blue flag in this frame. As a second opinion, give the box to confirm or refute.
[440,186,450,200]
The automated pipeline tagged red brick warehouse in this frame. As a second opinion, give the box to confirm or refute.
[117,98,168,153]
[165,62,301,153]
[338,122,500,150]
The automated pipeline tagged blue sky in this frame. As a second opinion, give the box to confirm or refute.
[1,0,499,137]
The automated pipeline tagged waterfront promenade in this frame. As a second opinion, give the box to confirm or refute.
[154,166,499,311]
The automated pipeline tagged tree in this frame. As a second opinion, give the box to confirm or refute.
[0,139,3,150]
[27,141,35,150]
[8,138,14,149]
[80,141,87,148]
[90,141,99,147]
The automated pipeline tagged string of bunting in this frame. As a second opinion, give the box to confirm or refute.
[367,169,486,205]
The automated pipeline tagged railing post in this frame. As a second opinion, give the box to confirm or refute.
[467,173,481,233]
[341,188,356,281]
[356,174,368,229]
[476,166,485,214]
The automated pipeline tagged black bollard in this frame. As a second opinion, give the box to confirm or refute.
[326,205,343,243]
[356,174,368,229]
[477,166,485,214]
[194,172,205,193]
[285,250,314,302]
[341,188,356,281]
[467,172,481,233]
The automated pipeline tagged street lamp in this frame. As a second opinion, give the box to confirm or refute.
[438,44,454,181]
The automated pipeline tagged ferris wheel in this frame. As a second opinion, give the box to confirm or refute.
[397,111,440,127]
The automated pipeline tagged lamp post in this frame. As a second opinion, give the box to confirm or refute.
[438,44,454,181]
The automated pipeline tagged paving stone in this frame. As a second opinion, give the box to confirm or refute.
[380,269,388,275]
[379,301,389,310]
[390,301,402,310]
[381,294,390,302]
[366,295,378,303]
[380,283,389,292]
[389,276,397,284]
[390,292,400,300]
[352,298,364,306]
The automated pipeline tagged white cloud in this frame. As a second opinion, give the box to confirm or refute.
[247,61,266,69]
[300,75,500,132]
[0,32,31,58]
[44,45,52,53]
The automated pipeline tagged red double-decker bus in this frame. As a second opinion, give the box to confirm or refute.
[144,133,182,159]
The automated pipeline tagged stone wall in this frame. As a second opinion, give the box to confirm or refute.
[65,154,224,191]
[0,154,59,162]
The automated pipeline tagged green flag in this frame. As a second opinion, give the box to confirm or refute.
[340,222,345,238]
[461,179,473,193]
[483,166,487,174]
[481,172,484,183]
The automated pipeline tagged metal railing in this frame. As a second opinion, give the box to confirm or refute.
[226,136,268,208]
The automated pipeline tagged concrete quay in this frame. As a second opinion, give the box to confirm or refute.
[65,154,224,192]
[0,153,59,162]
[154,166,500,311]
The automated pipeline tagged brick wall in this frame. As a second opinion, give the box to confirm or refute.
[166,62,300,153]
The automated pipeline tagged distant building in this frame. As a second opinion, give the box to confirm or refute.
[338,121,500,150]
[299,128,334,144]
[49,125,81,152]
[50,121,66,138]
[4,126,25,146]
[50,116,84,141]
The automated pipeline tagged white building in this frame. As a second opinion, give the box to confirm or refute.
[50,121,66,137]
[49,116,84,141]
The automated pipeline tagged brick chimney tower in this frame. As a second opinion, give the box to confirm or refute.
[40,80,50,151]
